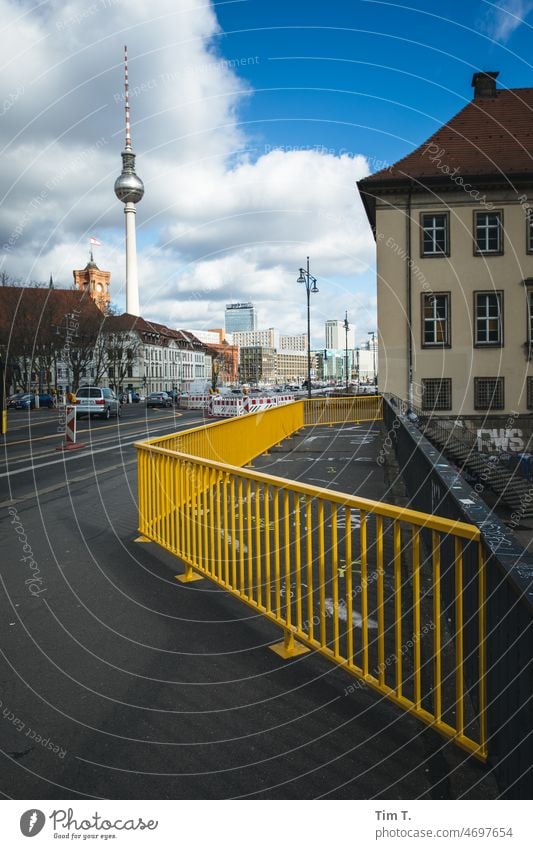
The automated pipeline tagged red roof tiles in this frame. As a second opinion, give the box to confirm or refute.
[360,88,533,185]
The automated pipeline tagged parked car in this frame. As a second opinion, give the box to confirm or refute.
[146,392,172,408]
[7,391,26,408]
[75,386,120,419]
[14,392,54,409]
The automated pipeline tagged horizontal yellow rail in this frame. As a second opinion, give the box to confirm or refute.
[304,394,382,425]
[135,398,487,762]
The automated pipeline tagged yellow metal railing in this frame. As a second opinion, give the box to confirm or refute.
[135,399,487,761]
[304,394,382,425]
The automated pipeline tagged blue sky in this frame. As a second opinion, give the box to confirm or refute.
[1,0,533,345]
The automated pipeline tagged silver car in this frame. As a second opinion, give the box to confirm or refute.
[75,386,120,420]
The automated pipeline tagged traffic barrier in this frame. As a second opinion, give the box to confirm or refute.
[184,394,211,410]
[55,405,86,451]
[243,396,279,414]
[136,396,487,762]
[209,396,245,418]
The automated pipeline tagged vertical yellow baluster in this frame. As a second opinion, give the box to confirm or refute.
[393,520,402,697]
[318,501,326,647]
[283,490,291,628]
[345,507,353,668]
[256,482,262,609]
[332,506,339,658]
[412,526,421,710]
[231,477,237,588]
[246,479,253,601]
[238,477,245,592]
[223,472,229,586]
[274,489,281,617]
[295,497,302,632]
[455,537,464,738]
[360,510,368,676]
[376,516,385,687]
[478,542,487,758]
[264,485,271,614]
[433,530,442,723]
[216,473,222,582]
[209,468,215,577]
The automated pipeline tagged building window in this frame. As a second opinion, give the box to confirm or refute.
[422,293,450,346]
[127,366,133,378]
[527,377,533,409]
[527,210,533,254]
[421,378,452,410]
[474,377,504,410]
[474,292,502,346]
[421,213,449,256]
[474,211,503,254]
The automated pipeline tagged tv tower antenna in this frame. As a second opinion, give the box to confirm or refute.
[114,45,144,316]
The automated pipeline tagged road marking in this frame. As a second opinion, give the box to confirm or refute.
[2,419,193,466]
[0,418,205,479]
[4,411,183,446]
[0,459,138,507]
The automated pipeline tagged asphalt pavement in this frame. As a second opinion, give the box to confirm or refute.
[0,405,498,799]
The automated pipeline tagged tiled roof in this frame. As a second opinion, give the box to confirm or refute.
[360,87,533,186]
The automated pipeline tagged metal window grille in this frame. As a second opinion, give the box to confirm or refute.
[422,214,448,254]
[475,212,501,252]
[527,377,533,409]
[474,377,504,410]
[421,378,452,410]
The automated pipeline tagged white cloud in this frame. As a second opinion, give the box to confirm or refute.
[482,0,533,43]
[0,0,376,345]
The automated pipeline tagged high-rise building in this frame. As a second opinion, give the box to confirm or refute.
[325,319,354,349]
[225,302,257,333]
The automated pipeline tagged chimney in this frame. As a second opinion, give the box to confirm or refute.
[471,71,499,99]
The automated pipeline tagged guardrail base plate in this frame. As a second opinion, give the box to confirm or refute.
[270,634,310,659]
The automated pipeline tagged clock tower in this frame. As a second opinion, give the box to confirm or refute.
[73,253,111,313]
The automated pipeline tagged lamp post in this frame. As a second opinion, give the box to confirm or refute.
[343,311,350,393]
[368,330,377,385]
[297,257,319,400]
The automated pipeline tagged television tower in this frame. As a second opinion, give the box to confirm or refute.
[114,45,144,316]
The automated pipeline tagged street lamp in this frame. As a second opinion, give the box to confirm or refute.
[297,257,319,400]
[368,330,377,385]
[343,311,350,393]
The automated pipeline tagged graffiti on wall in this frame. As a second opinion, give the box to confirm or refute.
[476,428,524,453]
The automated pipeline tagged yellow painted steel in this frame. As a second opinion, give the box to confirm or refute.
[304,394,382,426]
[135,398,487,761]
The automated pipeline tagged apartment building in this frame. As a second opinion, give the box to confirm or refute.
[358,71,533,418]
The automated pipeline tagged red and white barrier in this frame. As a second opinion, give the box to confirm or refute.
[55,405,86,451]
[184,394,211,409]
[207,393,295,418]
[209,397,245,418]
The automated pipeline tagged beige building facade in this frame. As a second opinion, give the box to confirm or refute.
[358,72,533,418]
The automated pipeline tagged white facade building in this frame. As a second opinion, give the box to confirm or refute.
[232,328,280,349]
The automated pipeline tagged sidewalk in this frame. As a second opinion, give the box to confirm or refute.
[250,420,499,799]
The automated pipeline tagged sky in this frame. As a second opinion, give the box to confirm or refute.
[2,0,533,346]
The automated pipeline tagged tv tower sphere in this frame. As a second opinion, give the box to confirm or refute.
[114,158,144,204]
